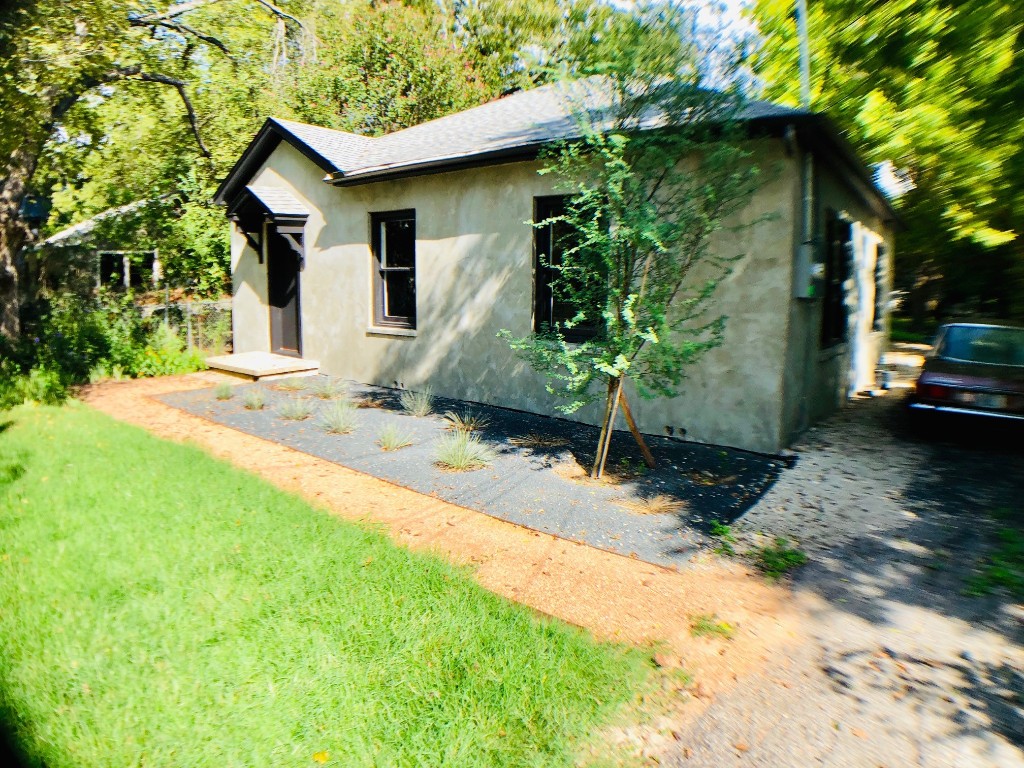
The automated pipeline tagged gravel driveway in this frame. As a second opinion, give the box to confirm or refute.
[665,393,1024,767]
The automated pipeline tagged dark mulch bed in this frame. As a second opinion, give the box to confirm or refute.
[159,376,783,568]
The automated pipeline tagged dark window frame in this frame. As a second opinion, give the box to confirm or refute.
[533,195,604,342]
[820,211,852,348]
[370,209,417,329]
[871,242,888,332]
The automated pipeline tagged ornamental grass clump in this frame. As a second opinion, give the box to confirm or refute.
[310,378,344,400]
[399,387,433,417]
[377,422,414,451]
[242,388,265,410]
[434,429,497,471]
[320,400,358,434]
[277,397,314,421]
[442,409,490,432]
[214,383,233,401]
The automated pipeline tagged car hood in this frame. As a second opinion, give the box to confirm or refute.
[920,357,1024,394]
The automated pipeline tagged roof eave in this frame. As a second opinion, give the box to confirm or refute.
[324,114,898,230]
[325,141,555,187]
[213,118,340,207]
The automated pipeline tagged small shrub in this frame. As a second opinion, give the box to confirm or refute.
[753,537,808,579]
[0,367,67,408]
[274,378,308,392]
[310,378,344,400]
[690,614,735,640]
[214,383,234,400]
[443,409,490,432]
[377,422,414,451]
[242,389,265,410]
[320,401,358,434]
[278,397,314,421]
[399,387,433,417]
[709,520,736,556]
[135,324,205,377]
[434,429,496,471]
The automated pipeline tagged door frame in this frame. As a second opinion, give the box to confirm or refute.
[264,220,305,358]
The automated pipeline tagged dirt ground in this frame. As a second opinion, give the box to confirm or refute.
[80,373,802,759]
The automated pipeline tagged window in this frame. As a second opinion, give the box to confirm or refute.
[533,196,603,341]
[371,210,416,329]
[871,243,888,332]
[820,212,851,348]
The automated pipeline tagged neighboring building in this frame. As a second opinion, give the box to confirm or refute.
[30,199,162,295]
[213,81,897,454]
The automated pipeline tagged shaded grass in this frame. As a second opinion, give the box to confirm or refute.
[966,507,1024,599]
[0,405,651,768]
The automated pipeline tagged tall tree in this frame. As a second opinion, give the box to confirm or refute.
[753,0,1024,321]
[0,0,301,338]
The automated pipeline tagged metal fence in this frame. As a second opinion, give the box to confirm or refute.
[140,299,232,354]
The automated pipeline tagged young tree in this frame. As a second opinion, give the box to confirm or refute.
[501,4,760,478]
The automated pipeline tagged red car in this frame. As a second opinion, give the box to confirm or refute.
[911,322,1024,423]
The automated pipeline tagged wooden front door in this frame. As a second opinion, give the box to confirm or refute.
[267,227,302,357]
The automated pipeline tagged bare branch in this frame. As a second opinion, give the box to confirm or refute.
[130,72,212,158]
[136,0,302,28]
[253,0,303,26]
[135,0,226,23]
[129,16,234,59]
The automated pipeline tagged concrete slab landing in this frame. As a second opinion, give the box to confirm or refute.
[205,352,319,381]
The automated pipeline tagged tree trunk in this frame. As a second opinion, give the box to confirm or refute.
[0,145,38,340]
[593,375,624,479]
[591,377,616,479]
[617,386,656,469]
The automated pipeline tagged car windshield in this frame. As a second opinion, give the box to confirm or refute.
[936,325,1024,366]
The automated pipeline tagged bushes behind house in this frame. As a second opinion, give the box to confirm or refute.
[0,291,205,408]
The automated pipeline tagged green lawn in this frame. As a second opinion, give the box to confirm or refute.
[0,404,651,767]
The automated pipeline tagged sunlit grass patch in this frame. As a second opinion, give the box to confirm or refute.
[0,405,652,767]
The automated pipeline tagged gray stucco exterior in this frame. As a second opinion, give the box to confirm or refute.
[224,111,895,455]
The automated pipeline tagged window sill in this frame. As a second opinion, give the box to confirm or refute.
[818,342,848,362]
[366,326,417,338]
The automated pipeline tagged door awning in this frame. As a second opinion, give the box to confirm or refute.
[228,185,309,236]
[243,186,309,229]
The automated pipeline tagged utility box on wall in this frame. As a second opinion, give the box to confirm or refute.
[794,241,824,299]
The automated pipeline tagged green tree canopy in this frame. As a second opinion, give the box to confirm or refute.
[753,0,1024,320]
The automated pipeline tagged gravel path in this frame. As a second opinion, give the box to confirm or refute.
[664,395,1024,767]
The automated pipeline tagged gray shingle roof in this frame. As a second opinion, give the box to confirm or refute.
[263,80,808,184]
[268,118,374,173]
[245,185,309,217]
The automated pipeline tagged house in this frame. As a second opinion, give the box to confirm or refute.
[212,81,897,454]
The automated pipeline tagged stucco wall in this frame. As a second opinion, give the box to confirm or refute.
[232,139,800,454]
[780,150,895,443]
[230,224,269,353]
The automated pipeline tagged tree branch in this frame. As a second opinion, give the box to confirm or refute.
[135,0,226,23]
[135,0,302,28]
[129,16,234,59]
[253,0,303,26]
[130,71,212,158]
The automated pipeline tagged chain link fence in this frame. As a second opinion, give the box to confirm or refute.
[140,299,233,355]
